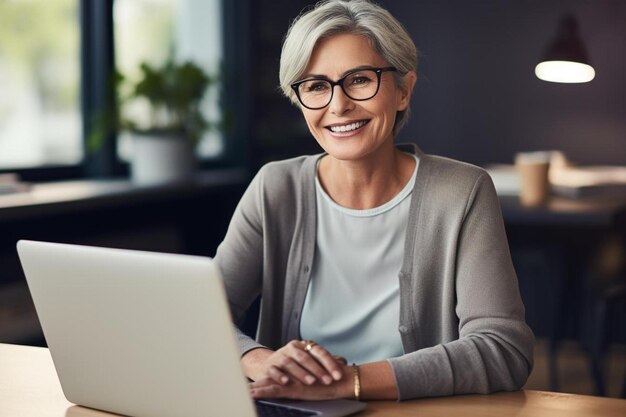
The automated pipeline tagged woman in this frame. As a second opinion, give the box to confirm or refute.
[215,0,534,401]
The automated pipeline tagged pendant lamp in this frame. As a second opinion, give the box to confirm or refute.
[535,15,595,83]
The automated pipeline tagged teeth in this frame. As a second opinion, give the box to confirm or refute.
[330,120,367,132]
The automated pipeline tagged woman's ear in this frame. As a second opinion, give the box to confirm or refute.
[396,71,417,111]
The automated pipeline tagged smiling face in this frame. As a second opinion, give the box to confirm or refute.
[299,33,413,163]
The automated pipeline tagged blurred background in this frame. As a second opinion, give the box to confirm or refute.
[0,0,624,398]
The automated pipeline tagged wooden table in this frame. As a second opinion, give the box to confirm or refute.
[1,344,624,417]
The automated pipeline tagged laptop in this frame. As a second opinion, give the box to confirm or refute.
[17,240,366,417]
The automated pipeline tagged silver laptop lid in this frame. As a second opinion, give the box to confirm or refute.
[17,240,256,417]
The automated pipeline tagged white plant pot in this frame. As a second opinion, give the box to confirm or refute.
[130,133,196,186]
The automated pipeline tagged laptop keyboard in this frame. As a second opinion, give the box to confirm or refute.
[256,401,318,417]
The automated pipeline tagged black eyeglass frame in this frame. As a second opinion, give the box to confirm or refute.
[290,66,398,110]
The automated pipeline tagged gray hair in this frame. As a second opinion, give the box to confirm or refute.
[279,0,417,133]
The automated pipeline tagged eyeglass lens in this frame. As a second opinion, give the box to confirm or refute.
[297,69,380,109]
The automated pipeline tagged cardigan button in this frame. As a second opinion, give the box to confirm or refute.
[303,265,310,273]
[398,325,408,333]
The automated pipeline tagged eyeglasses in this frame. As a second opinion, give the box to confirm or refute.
[291,67,397,110]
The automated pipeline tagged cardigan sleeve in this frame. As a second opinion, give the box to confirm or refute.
[388,173,534,399]
[214,169,267,356]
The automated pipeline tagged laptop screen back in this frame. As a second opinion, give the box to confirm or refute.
[17,240,256,417]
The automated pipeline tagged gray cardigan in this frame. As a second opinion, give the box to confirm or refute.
[214,144,534,400]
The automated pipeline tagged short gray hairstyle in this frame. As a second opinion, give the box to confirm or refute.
[279,0,417,133]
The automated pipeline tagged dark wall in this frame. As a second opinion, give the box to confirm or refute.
[248,0,626,167]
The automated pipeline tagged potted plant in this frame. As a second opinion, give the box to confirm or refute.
[91,59,219,185]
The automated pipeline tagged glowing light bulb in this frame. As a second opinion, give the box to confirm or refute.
[535,60,595,83]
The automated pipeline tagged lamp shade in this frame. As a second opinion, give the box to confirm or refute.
[535,15,595,83]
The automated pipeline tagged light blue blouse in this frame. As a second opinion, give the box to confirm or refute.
[299,154,418,364]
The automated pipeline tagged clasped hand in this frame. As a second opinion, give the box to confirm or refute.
[243,340,351,400]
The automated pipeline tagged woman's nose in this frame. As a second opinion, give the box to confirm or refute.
[328,86,354,115]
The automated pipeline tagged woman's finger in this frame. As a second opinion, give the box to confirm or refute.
[287,343,334,384]
[249,377,338,401]
[305,344,344,381]
[250,380,289,399]
[278,355,319,385]
[266,365,290,385]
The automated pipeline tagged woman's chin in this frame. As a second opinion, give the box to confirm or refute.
[321,143,373,162]
[318,132,393,162]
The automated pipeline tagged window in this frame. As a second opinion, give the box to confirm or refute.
[113,0,224,162]
[0,0,81,170]
[0,0,229,178]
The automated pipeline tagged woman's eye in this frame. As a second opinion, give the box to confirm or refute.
[347,75,372,86]
[305,81,329,93]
